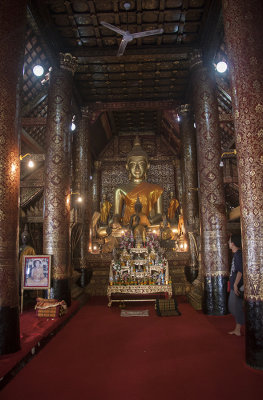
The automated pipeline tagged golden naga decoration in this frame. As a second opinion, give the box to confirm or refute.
[113,136,163,226]
[59,52,78,74]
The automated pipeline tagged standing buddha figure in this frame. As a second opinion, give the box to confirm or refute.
[100,193,112,225]
[113,136,163,226]
[167,190,180,223]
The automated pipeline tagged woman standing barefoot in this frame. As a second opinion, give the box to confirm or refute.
[228,234,244,336]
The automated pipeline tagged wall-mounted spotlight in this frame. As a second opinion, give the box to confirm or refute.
[20,153,35,168]
[216,61,228,73]
[33,65,44,77]
[71,115,76,131]
[220,149,237,167]
[71,191,83,203]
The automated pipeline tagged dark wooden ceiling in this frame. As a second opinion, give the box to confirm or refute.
[30,0,216,104]
[22,0,234,156]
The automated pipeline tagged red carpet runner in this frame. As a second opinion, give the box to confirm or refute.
[1,298,263,400]
[0,300,79,379]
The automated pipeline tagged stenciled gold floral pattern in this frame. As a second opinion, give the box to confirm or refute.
[223,0,263,301]
[43,55,77,280]
[72,109,92,269]
[0,0,27,307]
[179,105,199,266]
[191,52,228,278]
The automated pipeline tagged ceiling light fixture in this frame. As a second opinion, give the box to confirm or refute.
[33,65,44,77]
[216,61,227,73]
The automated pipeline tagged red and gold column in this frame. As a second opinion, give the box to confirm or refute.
[43,53,77,306]
[179,104,199,282]
[223,0,263,369]
[0,0,26,355]
[72,108,92,286]
[191,51,228,315]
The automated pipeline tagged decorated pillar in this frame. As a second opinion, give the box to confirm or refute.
[223,0,263,369]
[190,50,228,315]
[72,109,92,286]
[179,104,199,282]
[0,0,26,355]
[92,161,102,213]
[43,53,77,306]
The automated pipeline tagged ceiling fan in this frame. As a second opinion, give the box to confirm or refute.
[100,21,164,56]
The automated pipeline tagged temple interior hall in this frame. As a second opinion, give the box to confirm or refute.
[0,0,263,396]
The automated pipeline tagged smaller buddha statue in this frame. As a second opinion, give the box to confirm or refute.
[100,194,112,225]
[167,191,179,223]
[129,197,150,244]
[160,221,172,241]
[107,214,124,237]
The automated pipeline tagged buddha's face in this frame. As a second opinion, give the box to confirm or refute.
[127,156,148,181]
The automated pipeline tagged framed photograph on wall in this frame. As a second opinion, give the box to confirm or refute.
[22,255,51,290]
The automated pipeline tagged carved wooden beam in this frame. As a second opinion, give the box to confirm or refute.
[161,119,181,150]
[224,176,238,184]
[163,110,180,137]
[21,129,45,153]
[20,179,44,188]
[85,100,178,113]
[160,134,178,156]
[20,154,45,162]
[72,46,192,60]
[22,117,47,127]
[100,113,112,140]
[21,87,48,116]
[107,112,117,136]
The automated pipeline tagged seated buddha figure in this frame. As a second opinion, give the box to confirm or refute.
[129,197,150,243]
[113,136,163,226]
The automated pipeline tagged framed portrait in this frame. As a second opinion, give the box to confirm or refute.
[22,255,51,290]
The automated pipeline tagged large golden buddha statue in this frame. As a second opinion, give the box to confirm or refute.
[114,136,163,226]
